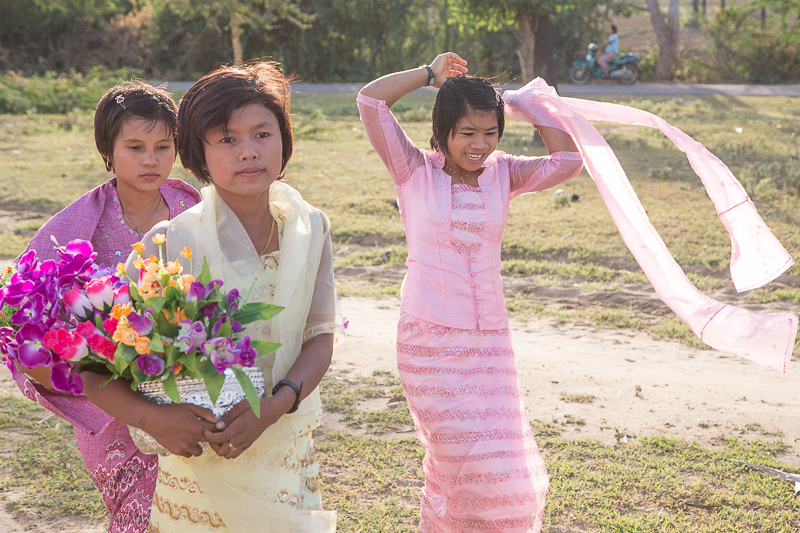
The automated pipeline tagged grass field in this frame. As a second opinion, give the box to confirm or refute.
[1,92,799,531]
[1,369,798,532]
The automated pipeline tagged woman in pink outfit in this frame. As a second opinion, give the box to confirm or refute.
[12,81,202,532]
[358,53,582,532]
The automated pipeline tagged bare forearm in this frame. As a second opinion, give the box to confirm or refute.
[359,67,429,108]
[79,371,155,429]
[15,362,61,392]
[271,333,334,415]
[539,126,578,154]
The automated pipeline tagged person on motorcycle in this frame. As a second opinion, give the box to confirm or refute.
[598,24,619,77]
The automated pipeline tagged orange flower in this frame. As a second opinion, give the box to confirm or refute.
[171,361,183,374]
[134,336,151,355]
[180,274,196,293]
[112,328,124,343]
[165,259,181,276]
[115,262,126,276]
[133,257,145,270]
[132,242,146,254]
[111,303,133,319]
[180,247,192,259]
[120,328,139,347]
[152,234,166,245]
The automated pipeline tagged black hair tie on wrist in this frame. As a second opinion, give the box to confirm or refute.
[272,379,304,413]
[423,65,435,86]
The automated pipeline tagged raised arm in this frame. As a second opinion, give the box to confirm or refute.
[359,52,468,108]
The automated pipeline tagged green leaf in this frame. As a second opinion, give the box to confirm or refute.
[196,358,221,378]
[164,285,183,303]
[144,296,167,316]
[232,303,284,324]
[155,312,180,338]
[179,352,198,373]
[196,257,212,285]
[130,364,147,384]
[162,373,181,404]
[250,340,281,357]
[218,316,232,338]
[232,367,261,418]
[148,333,164,352]
[184,300,197,320]
[164,345,180,367]
[203,373,225,406]
[129,283,142,303]
[94,314,105,331]
[113,343,137,374]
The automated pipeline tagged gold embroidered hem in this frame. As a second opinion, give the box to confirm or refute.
[149,433,333,532]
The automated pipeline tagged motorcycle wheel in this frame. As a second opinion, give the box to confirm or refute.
[619,65,639,85]
[569,65,590,85]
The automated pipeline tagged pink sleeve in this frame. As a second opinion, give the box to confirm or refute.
[507,151,583,198]
[357,93,426,187]
[12,368,114,434]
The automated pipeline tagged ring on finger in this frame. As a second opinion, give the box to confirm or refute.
[229,443,236,453]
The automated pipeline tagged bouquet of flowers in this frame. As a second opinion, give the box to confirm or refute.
[0,237,280,417]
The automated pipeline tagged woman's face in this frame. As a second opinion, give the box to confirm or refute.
[111,118,175,195]
[444,109,499,174]
[203,103,283,203]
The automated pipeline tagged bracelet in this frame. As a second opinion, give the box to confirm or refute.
[422,65,435,86]
[272,379,304,414]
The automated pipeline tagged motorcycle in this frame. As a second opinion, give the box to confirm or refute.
[569,43,642,85]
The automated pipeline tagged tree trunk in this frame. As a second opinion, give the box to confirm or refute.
[515,8,535,84]
[230,9,243,66]
[646,0,680,80]
[692,0,698,12]
[532,13,557,88]
[442,0,451,52]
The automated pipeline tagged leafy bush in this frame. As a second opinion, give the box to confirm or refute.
[0,67,147,114]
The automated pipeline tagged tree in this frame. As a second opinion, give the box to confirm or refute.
[464,0,635,85]
[645,0,680,80]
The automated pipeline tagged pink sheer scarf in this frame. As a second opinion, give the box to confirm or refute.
[503,80,797,373]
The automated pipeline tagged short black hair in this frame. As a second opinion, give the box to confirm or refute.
[430,75,504,156]
[611,24,618,33]
[177,61,294,184]
[94,81,178,172]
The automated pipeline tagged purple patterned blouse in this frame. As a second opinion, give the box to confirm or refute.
[12,177,200,532]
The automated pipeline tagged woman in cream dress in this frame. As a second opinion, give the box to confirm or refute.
[132,62,343,532]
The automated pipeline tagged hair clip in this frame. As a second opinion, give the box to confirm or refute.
[115,95,126,109]
[494,87,503,106]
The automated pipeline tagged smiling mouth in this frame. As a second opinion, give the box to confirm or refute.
[465,153,483,162]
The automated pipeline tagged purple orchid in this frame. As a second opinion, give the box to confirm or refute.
[136,354,165,376]
[232,336,257,367]
[201,337,236,373]
[128,309,155,337]
[175,320,208,353]
[49,361,84,395]
[226,289,241,314]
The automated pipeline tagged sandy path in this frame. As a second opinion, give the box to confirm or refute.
[334,297,800,465]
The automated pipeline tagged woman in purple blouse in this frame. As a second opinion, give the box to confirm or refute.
[358,53,582,532]
[12,82,203,532]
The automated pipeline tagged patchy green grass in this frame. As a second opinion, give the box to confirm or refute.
[0,396,107,519]
[1,370,798,532]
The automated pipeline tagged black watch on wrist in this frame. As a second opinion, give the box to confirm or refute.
[422,65,435,86]
[272,379,304,413]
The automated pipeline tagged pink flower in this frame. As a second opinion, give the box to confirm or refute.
[75,321,102,339]
[87,334,116,361]
[85,275,114,311]
[63,288,93,319]
[44,329,88,362]
[113,285,130,306]
[102,317,119,335]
